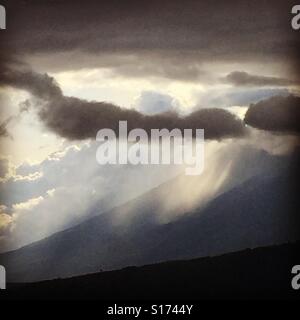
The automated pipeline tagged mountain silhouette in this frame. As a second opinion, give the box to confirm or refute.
[1,166,299,282]
[1,241,300,300]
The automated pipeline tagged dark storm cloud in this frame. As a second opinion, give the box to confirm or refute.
[224,71,298,87]
[1,0,299,80]
[244,95,300,134]
[0,65,62,100]
[41,97,246,140]
[0,65,245,140]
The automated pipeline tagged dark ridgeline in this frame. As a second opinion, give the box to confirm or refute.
[1,242,300,300]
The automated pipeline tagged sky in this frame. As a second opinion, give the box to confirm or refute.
[0,0,299,252]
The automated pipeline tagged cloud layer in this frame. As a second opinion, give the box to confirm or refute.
[244,95,300,134]
[1,0,299,81]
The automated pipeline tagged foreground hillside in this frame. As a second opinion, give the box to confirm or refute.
[1,242,300,300]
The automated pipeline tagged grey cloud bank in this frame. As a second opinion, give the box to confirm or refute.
[1,0,299,82]
[0,64,246,140]
[245,95,300,134]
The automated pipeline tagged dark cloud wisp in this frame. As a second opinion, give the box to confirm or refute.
[224,71,298,87]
